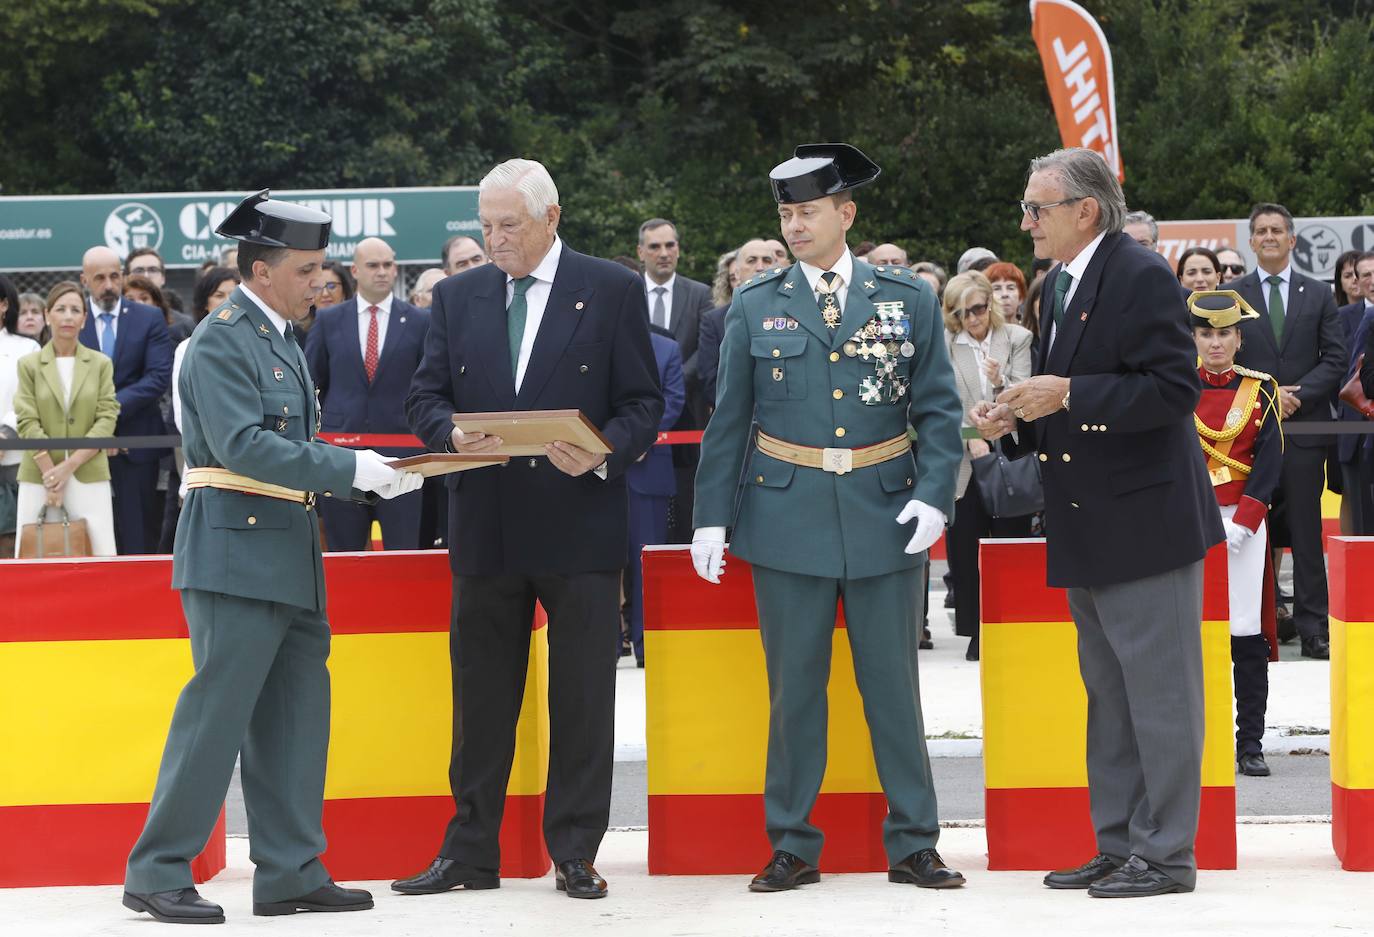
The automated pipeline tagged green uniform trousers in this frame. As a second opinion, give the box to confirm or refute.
[124,589,332,902]
[752,563,939,867]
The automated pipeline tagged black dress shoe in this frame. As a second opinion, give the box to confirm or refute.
[254,881,373,916]
[1043,853,1123,889]
[1238,752,1271,776]
[1087,857,1191,897]
[1301,635,1330,659]
[1275,606,1297,644]
[964,638,979,662]
[392,857,500,894]
[919,626,934,651]
[123,887,225,924]
[749,850,820,892]
[888,848,965,888]
[555,859,607,898]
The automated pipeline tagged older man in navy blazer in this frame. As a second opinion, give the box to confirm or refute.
[399,158,662,900]
[78,245,172,554]
[306,237,430,550]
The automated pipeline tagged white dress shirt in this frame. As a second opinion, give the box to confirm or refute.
[644,272,676,330]
[355,293,394,359]
[1047,230,1107,350]
[1256,264,1292,318]
[507,236,563,393]
[798,250,855,314]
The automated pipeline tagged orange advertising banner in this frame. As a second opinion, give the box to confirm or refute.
[1030,0,1123,181]
[1154,220,1243,265]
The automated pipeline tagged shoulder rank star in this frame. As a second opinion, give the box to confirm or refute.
[258,324,270,335]
[783,281,795,290]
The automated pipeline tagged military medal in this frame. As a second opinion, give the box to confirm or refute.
[889,378,909,402]
[843,341,858,357]
[763,319,774,330]
[1225,407,1243,428]
[787,319,798,330]
[276,417,288,432]
[860,376,884,404]
[272,367,284,381]
[772,367,784,382]
[900,341,915,358]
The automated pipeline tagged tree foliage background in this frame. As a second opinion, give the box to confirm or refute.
[2,0,1373,278]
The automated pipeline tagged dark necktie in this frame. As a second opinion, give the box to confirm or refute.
[817,271,841,330]
[1051,271,1072,328]
[1266,275,1285,341]
[508,276,535,378]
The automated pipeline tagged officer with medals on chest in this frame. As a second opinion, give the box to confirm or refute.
[691,144,966,892]
[122,191,422,925]
[1191,289,1284,779]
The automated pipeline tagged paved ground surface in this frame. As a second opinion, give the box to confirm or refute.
[11,825,1370,937]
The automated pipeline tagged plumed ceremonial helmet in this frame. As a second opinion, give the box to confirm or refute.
[1189,289,1261,329]
[769,143,881,204]
[214,189,331,250]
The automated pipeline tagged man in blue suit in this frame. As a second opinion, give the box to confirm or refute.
[624,325,684,666]
[78,245,172,554]
[305,237,430,550]
[399,157,662,900]
[1337,252,1374,532]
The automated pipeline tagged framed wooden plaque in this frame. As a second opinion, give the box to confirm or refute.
[386,453,509,477]
[449,409,613,456]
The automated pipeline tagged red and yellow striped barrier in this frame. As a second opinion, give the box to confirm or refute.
[643,546,890,874]
[979,539,1237,870]
[1328,537,1374,871]
[0,551,551,886]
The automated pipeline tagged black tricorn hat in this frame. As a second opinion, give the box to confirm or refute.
[769,143,881,204]
[1188,289,1260,329]
[214,189,331,250]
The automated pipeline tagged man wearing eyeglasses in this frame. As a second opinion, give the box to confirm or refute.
[1216,248,1247,284]
[972,147,1222,898]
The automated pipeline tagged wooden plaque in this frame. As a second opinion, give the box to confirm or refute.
[386,453,509,477]
[449,409,613,456]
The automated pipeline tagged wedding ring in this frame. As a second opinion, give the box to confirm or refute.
[1015,408,1027,419]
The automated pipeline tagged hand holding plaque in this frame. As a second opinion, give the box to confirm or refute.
[448,410,613,457]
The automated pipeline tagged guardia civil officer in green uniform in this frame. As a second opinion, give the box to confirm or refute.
[692,145,966,892]
[123,191,422,925]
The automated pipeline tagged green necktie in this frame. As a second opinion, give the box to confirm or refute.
[1266,274,1285,341]
[508,275,534,378]
[1051,271,1072,328]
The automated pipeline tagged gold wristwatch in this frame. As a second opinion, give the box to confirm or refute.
[1061,389,1071,411]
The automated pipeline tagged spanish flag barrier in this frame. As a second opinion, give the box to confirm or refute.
[1328,537,1374,871]
[980,539,1236,870]
[0,551,552,886]
[642,546,890,874]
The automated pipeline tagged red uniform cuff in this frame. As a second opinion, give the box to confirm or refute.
[1233,496,1267,533]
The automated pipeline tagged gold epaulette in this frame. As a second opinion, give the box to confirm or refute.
[1233,364,1273,382]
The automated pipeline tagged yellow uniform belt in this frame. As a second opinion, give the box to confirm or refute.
[183,467,314,507]
[755,430,909,476]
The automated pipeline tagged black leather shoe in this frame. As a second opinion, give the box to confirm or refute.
[555,859,607,898]
[1239,752,1271,776]
[1301,635,1330,659]
[254,881,373,916]
[392,857,500,894]
[888,848,965,888]
[1275,606,1297,644]
[749,850,820,892]
[919,627,934,651]
[123,887,225,924]
[1087,857,1192,898]
[1043,853,1123,889]
[964,639,980,662]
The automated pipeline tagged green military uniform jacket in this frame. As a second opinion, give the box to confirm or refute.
[172,287,360,611]
[694,258,962,579]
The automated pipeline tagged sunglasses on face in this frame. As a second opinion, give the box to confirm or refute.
[958,303,989,318]
[1221,263,1245,275]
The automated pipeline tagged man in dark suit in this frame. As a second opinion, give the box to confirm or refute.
[636,218,713,541]
[974,147,1223,898]
[698,238,775,407]
[78,245,172,554]
[624,326,685,666]
[1337,253,1374,533]
[1231,203,1345,660]
[399,158,663,900]
[305,237,430,550]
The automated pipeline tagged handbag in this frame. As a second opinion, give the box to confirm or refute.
[970,449,1045,518]
[18,504,92,558]
[1339,353,1374,418]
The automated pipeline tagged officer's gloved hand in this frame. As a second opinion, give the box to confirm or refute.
[691,527,727,583]
[377,470,424,500]
[1222,517,1253,553]
[896,500,946,555]
[352,448,403,495]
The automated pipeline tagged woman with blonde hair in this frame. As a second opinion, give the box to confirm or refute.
[12,281,120,556]
[711,249,740,306]
[942,271,1034,659]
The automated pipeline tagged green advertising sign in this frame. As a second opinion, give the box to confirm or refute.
[0,186,480,271]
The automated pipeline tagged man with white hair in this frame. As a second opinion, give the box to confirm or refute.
[400,158,663,900]
[409,267,446,308]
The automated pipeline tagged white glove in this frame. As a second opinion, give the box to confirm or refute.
[376,469,424,500]
[691,526,727,583]
[1223,517,1253,553]
[352,448,402,494]
[897,499,946,555]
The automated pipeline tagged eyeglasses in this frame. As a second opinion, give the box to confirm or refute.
[319,282,341,292]
[958,303,990,318]
[129,265,163,276]
[1018,197,1083,222]
[1221,263,1246,275]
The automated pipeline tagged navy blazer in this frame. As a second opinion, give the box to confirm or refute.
[628,331,685,497]
[1336,301,1373,463]
[305,296,430,454]
[406,243,665,576]
[697,302,729,407]
[1032,232,1223,588]
[78,297,172,462]
[1233,267,1345,447]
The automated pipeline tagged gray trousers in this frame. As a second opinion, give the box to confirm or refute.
[1067,559,1205,889]
[125,589,333,902]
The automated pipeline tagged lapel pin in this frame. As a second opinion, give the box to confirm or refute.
[783,281,795,290]
[399,316,406,323]
[258,324,270,335]
[575,301,585,310]
[272,367,284,381]
[1080,312,1088,321]
[864,280,876,290]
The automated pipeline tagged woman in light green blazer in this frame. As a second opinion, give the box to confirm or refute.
[13,281,120,556]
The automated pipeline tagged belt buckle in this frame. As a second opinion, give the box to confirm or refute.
[821,447,853,475]
[304,491,317,510]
